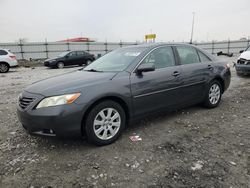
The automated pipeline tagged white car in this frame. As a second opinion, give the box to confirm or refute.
[235,46,250,75]
[0,49,18,73]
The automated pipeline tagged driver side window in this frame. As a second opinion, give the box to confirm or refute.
[141,46,175,69]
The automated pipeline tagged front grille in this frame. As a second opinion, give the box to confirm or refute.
[19,97,35,109]
[238,58,250,65]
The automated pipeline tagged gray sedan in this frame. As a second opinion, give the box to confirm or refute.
[17,43,231,145]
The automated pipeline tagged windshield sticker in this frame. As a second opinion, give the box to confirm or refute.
[124,52,141,57]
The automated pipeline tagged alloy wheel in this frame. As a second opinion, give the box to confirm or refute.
[57,62,64,69]
[209,83,221,105]
[93,108,121,140]
[86,60,92,65]
[0,64,8,73]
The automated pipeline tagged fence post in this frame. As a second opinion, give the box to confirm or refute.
[227,39,230,54]
[212,40,214,55]
[19,39,24,59]
[119,40,122,48]
[87,42,90,52]
[67,42,70,51]
[105,41,108,54]
[45,39,48,59]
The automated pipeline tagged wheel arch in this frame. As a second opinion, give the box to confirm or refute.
[0,61,10,67]
[80,95,131,135]
[56,61,65,68]
[212,76,225,93]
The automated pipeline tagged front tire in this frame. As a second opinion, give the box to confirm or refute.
[85,100,126,146]
[57,62,64,69]
[203,80,222,108]
[0,62,10,73]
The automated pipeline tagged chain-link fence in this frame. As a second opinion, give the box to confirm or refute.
[0,40,249,60]
[0,41,139,60]
[194,39,250,55]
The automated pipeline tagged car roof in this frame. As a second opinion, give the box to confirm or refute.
[121,42,217,62]
[122,42,197,50]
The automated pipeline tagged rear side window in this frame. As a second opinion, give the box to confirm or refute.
[0,50,8,55]
[176,46,200,65]
[198,51,211,62]
[142,46,175,69]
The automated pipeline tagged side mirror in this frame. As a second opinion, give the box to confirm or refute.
[65,55,69,58]
[239,50,244,53]
[136,63,155,75]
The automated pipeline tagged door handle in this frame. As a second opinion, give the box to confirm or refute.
[208,65,213,70]
[172,71,180,77]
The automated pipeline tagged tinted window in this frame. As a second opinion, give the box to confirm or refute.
[142,46,175,69]
[0,50,8,55]
[77,51,84,56]
[176,46,200,65]
[58,52,69,57]
[77,51,88,56]
[69,52,77,57]
[198,51,211,62]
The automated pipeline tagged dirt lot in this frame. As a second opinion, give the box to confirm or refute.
[0,59,249,188]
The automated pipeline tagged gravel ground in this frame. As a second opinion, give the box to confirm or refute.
[0,59,249,188]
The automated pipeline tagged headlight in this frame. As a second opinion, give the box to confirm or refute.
[36,93,81,109]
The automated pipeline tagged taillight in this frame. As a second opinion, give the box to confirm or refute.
[9,55,16,60]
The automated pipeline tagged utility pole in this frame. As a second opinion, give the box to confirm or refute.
[190,12,195,44]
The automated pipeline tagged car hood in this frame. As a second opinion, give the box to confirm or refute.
[45,57,60,62]
[239,51,250,60]
[24,70,117,96]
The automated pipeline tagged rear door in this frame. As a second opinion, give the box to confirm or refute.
[76,51,85,64]
[174,45,212,103]
[130,46,183,116]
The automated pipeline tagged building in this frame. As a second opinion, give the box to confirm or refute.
[59,37,94,42]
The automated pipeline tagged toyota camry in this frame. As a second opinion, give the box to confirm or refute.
[17,43,231,146]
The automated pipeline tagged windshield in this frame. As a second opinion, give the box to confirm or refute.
[84,47,146,72]
[58,51,70,57]
[246,46,250,51]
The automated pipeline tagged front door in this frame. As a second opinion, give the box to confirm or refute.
[130,46,183,116]
[65,51,78,66]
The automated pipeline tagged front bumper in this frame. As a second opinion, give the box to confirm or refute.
[17,91,86,137]
[235,64,250,74]
[44,61,57,67]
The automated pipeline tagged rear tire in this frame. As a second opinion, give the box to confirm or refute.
[203,80,222,108]
[84,100,126,146]
[57,62,64,69]
[86,59,92,65]
[0,62,10,73]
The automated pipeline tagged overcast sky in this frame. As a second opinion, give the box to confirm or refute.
[1,0,250,43]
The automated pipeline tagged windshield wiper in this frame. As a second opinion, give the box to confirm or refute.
[84,69,103,72]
